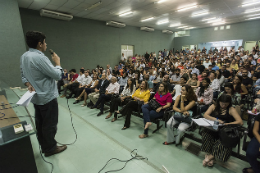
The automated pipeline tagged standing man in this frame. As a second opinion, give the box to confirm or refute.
[20,31,67,157]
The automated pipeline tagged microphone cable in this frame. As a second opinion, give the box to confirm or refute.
[98,149,148,173]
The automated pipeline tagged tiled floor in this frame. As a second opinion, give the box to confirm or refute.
[13,89,251,173]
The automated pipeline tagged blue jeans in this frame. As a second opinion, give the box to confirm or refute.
[246,137,260,173]
[141,104,164,135]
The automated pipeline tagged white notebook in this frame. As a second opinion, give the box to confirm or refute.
[16,91,36,107]
[192,118,215,126]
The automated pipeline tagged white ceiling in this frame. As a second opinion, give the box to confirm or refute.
[18,0,260,31]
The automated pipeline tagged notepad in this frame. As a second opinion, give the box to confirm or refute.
[16,91,36,107]
[192,118,215,126]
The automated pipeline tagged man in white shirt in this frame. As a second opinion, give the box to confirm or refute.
[106,69,112,80]
[203,58,212,69]
[253,50,258,60]
[172,76,187,102]
[73,71,92,101]
[240,52,248,61]
[64,69,85,99]
[139,60,145,68]
[92,77,120,116]
[190,63,200,76]
[121,53,126,62]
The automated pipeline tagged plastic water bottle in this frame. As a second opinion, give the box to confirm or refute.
[0,129,3,144]
[213,118,219,130]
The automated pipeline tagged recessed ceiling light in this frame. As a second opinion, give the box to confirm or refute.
[247,13,260,17]
[242,1,260,7]
[201,17,216,21]
[157,20,169,25]
[191,11,209,17]
[212,22,226,26]
[169,23,181,27]
[141,17,154,22]
[207,18,223,23]
[85,1,102,10]
[119,11,133,17]
[177,4,198,12]
[246,16,260,20]
[245,8,260,13]
[157,0,167,3]
[178,26,188,28]
[185,27,195,30]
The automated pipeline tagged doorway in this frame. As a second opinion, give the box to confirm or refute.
[121,45,134,60]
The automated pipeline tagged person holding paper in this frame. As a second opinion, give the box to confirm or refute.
[201,94,243,167]
[20,31,67,157]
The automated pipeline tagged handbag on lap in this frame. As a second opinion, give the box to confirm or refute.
[173,111,193,124]
[148,99,161,110]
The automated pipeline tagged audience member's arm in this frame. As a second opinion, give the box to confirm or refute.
[253,120,260,143]
[173,96,182,113]
[240,84,248,95]
[226,107,243,125]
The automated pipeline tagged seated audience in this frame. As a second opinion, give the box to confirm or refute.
[91,77,120,116]
[88,73,110,107]
[106,78,136,121]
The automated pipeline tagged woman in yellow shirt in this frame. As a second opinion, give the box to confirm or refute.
[230,59,239,71]
[117,81,150,130]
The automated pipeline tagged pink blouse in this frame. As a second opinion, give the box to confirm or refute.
[154,92,172,106]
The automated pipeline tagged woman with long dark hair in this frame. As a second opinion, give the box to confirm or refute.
[195,78,213,113]
[105,78,136,122]
[139,82,172,138]
[201,94,243,167]
[164,85,197,145]
[233,75,248,96]
[218,83,241,115]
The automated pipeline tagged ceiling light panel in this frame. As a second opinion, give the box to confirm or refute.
[119,11,133,17]
[245,8,260,13]
[242,1,260,7]
[177,4,198,12]
[191,11,209,17]
[169,23,181,27]
[157,20,169,25]
[141,17,154,22]
[247,13,260,17]
[157,0,168,4]
[246,16,260,20]
[201,17,216,21]
[178,26,188,28]
[207,18,223,23]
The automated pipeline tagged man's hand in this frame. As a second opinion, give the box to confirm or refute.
[51,52,61,66]
[25,82,35,93]
[121,97,125,102]
[95,88,99,92]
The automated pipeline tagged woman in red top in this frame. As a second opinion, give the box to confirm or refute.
[139,82,172,138]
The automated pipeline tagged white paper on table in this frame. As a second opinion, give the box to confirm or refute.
[248,110,260,116]
[16,91,36,107]
[192,118,224,126]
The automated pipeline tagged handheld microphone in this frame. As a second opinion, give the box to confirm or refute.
[49,49,54,55]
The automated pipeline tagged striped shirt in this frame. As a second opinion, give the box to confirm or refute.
[20,48,62,105]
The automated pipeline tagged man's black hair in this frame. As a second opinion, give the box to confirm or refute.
[25,31,46,49]
[71,69,76,73]
[80,69,84,74]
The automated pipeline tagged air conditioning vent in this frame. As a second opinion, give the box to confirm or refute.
[106,21,126,28]
[162,30,173,34]
[140,27,154,32]
[40,9,73,21]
